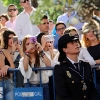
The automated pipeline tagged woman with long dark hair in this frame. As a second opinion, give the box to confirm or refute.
[0,30,15,100]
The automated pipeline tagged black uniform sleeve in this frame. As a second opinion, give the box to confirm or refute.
[54,64,74,100]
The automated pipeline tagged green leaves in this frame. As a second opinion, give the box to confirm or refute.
[30,0,66,25]
[1,0,22,12]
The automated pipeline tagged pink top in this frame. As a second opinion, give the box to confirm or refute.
[5,19,16,32]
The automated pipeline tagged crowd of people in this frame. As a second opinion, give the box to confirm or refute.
[0,0,100,100]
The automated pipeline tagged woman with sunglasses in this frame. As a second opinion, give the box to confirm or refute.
[18,35,51,100]
[81,20,100,100]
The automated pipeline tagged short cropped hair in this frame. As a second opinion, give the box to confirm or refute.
[55,21,66,30]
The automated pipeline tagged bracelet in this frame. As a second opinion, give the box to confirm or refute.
[10,51,15,55]
[39,50,45,58]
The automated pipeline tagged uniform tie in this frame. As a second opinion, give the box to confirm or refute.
[74,63,79,71]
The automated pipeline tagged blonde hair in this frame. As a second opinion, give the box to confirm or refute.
[81,33,100,47]
[81,20,100,47]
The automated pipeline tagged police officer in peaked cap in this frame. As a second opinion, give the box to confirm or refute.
[54,33,98,100]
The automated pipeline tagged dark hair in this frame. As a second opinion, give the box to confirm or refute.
[0,14,9,21]
[7,4,17,11]
[49,20,54,23]
[55,22,66,30]
[58,44,67,63]
[37,32,46,44]
[41,15,48,20]
[1,29,16,49]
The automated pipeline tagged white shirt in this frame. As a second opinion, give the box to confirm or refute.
[67,57,79,64]
[18,57,52,84]
[45,49,59,67]
[15,8,40,41]
[79,47,96,66]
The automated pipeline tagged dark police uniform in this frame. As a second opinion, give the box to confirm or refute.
[54,58,98,100]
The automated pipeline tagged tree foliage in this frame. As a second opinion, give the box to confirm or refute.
[1,0,22,12]
[1,0,38,12]
[30,0,66,25]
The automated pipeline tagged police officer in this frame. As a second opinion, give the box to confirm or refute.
[54,33,98,100]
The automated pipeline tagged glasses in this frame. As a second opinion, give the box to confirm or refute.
[56,27,65,32]
[8,8,17,12]
[20,0,29,3]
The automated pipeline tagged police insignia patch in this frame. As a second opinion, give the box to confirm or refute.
[66,71,71,78]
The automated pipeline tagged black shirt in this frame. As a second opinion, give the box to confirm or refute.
[87,43,100,78]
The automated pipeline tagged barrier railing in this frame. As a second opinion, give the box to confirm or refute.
[91,65,100,87]
[1,65,100,100]
[8,67,55,100]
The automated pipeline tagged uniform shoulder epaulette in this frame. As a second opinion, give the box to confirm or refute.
[79,59,89,63]
[60,60,66,65]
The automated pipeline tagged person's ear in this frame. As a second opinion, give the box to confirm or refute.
[62,48,67,53]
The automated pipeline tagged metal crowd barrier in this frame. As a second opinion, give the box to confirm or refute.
[8,67,55,100]
[1,65,100,100]
[91,65,100,87]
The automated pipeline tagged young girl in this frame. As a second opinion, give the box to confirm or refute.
[19,35,51,100]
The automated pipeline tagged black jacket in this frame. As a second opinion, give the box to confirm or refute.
[54,58,98,100]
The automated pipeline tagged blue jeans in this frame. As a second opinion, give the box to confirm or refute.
[25,83,50,100]
[0,78,14,100]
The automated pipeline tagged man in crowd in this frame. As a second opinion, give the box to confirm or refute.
[15,0,40,41]
[6,4,18,31]
[54,21,66,49]
[38,15,49,34]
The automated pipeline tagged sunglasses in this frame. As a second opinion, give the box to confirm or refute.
[56,27,66,32]
[20,0,29,3]
[8,8,17,12]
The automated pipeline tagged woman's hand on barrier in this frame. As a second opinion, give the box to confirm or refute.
[0,65,9,77]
